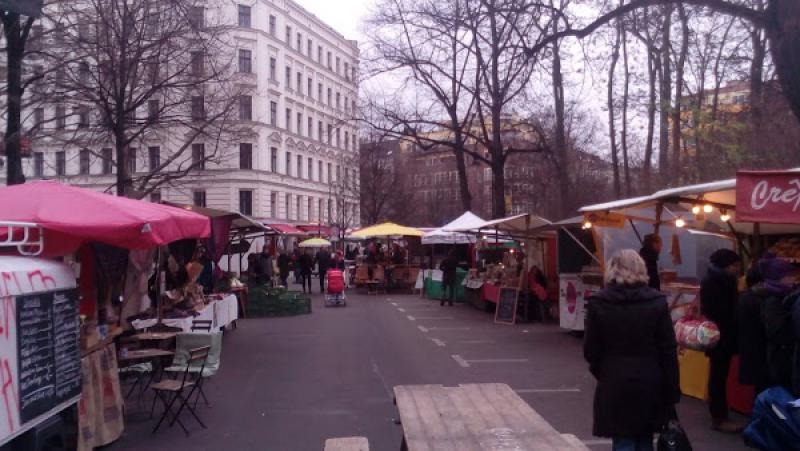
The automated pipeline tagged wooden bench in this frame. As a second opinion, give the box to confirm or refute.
[324,436,369,451]
[393,383,588,450]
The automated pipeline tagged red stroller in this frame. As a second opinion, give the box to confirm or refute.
[324,269,347,307]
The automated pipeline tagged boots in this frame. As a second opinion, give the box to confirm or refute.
[711,418,745,433]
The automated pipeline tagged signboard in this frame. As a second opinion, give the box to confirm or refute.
[0,0,43,17]
[494,287,518,325]
[737,170,800,224]
[584,212,625,229]
[0,288,80,445]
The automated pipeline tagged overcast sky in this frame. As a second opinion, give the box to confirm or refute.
[293,0,370,41]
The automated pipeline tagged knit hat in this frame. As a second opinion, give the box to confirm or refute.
[759,254,793,282]
[709,249,740,269]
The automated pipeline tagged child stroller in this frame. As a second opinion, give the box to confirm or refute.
[324,269,347,307]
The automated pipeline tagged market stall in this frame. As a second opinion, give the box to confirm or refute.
[349,222,424,292]
[0,181,212,449]
[421,212,486,302]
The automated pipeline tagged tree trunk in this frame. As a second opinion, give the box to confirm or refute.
[767,0,800,124]
[552,20,570,217]
[491,158,506,219]
[621,23,632,196]
[607,20,622,197]
[644,46,657,193]
[671,5,689,185]
[453,133,473,213]
[658,5,672,186]
[114,127,131,197]
[2,13,32,186]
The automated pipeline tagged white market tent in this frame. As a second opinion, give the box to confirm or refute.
[422,211,486,245]
[446,213,552,240]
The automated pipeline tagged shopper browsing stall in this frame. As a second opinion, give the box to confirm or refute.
[700,248,743,433]
[639,234,662,291]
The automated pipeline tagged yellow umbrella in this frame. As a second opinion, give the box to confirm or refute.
[350,222,425,238]
[298,237,332,247]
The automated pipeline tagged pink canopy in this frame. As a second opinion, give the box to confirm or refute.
[0,181,211,256]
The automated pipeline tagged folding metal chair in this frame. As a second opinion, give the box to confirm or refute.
[191,319,213,332]
[150,346,210,435]
[163,332,223,409]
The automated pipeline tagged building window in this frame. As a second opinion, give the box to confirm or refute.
[192,143,205,170]
[285,66,291,88]
[345,62,349,80]
[336,92,341,110]
[336,164,341,181]
[318,83,322,101]
[128,148,137,173]
[307,158,313,180]
[327,51,331,69]
[336,129,341,148]
[270,147,278,172]
[193,190,207,207]
[327,124,332,144]
[296,112,302,136]
[345,131,349,151]
[327,163,332,183]
[188,6,204,29]
[55,105,66,129]
[239,190,253,215]
[308,197,313,221]
[318,121,323,142]
[269,15,276,35]
[285,108,291,132]
[296,196,302,220]
[296,72,302,94]
[102,148,113,174]
[148,146,160,170]
[191,51,204,77]
[285,194,291,220]
[296,32,301,51]
[148,99,159,121]
[285,26,291,44]
[269,57,276,81]
[270,101,277,126]
[79,149,90,174]
[239,95,252,121]
[308,117,313,139]
[191,96,205,120]
[33,152,44,177]
[240,143,253,169]
[335,56,340,73]
[238,5,251,28]
[327,199,332,221]
[32,107,44,133]
[54,151,66,176]
[327,88,332,106]
[285,152,291,176]
[296,154,302,179]
[317,45,322,62]
[77,107,90,129]
[352,100,356,113]
[238,49,252,73]
[307,77,313,98]
[270,192,277,218]
[317,161,322,182]
[307,39,312,57]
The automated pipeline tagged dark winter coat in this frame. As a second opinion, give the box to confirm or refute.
[639,246,661,291]
[763,289,797,389]
[316,250,332,273]
[277,253,291,276]
[700,266,739,358]
[584,284,680,438]
[298,254,314,275]
[737,287,770,388]
[439,256,458,283]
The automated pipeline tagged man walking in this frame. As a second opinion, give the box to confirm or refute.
[298,250,314,293]
[277,249,291,287]
[439,251,458,307]
[316,247,333,293]
[259,245,274,287]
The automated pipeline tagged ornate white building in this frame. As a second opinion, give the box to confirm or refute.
[11,0,360,227]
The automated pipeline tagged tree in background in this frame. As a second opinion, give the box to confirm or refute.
[359,132,414,225]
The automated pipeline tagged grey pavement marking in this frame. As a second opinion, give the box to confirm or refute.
[452,354,470,367]
[397,308,405,312]
[414,316,454,320]
[407,315,416,321]
[418,325,429,333]
[431,338,446,347]
[390,302,398,306]
[458,340,495,344]
[514,388,581,394]
[466,358,529,364]
[424,326,470,331]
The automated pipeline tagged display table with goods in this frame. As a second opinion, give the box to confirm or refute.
[424,268,467,301]
[245,286,312,317]
[463,271,487,309]
[130,293,238,332]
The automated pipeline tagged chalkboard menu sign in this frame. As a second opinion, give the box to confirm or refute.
[495,287,519,325]
[16,289,81,423]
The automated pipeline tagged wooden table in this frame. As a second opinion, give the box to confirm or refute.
[133,332,178,342]
[393,383,589,451]
[118,348,174,363]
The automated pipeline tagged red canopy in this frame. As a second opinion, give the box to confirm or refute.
[267,223,306,235]
[0,181,211,256]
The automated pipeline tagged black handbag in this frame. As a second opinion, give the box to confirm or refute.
[657,420,693,451]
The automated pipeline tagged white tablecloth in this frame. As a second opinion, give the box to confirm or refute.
[132,294,239,332]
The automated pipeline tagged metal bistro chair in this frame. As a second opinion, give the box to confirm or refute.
[150,346,211,435]
[163,332,223,409]
[191,319,213,332]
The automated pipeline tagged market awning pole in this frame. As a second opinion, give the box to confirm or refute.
[725,220,751,260]
[654,202,664,235]
[629,219,643,245]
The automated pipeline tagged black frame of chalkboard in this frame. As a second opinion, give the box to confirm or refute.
[494,286,519,325]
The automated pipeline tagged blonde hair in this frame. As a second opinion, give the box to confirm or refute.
[604,249,650,286]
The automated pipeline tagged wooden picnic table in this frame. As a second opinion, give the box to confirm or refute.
[393,383,589,451]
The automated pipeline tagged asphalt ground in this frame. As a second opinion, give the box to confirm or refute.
[109,286,751,451]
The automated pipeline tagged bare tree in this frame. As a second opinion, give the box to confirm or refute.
[328,151,361,241]
[32,0,241,198]
[358,133,414,224]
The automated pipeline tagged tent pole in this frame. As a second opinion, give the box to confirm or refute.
[654,203,664,235]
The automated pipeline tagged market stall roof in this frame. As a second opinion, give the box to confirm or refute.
[164,202,270,233]
[0,181,210,256]
[350,222,425,238]
[446,213,552,239]
[299,237,332,248]
[297,224,334,236]
[422,211,486,245]
[267,223,307,235]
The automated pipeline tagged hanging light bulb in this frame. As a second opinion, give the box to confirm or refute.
[675,218,686,228]
[691,205,701,215]
[582,221,593,229]
[703,204,713,213]
[720,209,731,222]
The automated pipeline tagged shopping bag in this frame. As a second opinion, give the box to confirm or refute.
[657,420,692,451]
[674,317,720,351]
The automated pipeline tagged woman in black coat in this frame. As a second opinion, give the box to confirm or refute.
[584,249,680,450]
[699,248,741,432]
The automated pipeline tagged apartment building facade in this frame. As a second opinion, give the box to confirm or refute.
[11,0,360,226]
